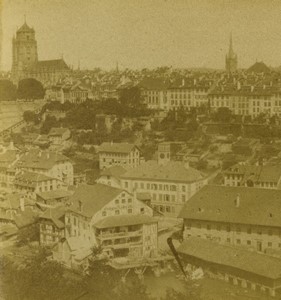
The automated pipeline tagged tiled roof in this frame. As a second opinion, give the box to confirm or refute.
[178,185,281,227]
[122,160,205,183]
[94,214,156,229]
[69,184,123,218]
[177,237,281,279]
[100,166,127,178]
[18,149,69,170]
[98,142,138,154]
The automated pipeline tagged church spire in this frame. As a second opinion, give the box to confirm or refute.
[229,32,235,57]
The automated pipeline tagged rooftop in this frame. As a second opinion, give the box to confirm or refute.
[122,160,205,183]
[69,184,124,218]
[98,142,139,154]
[94,214,157,229]
[177,237,281,280]
[178,185,281,228]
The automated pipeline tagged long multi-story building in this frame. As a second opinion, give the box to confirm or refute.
[223,163,281,189]
[179,185,281,252]
[121,160,208,217]
[98,142,142,170]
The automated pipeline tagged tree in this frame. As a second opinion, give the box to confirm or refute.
[41,115,59,134]
[213,107,232,123]
[17,78,45,100]
[16,223,40,246]
[0,80,17,101]
[23,110,40,124]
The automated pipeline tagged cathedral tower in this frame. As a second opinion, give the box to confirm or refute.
[12,21,38,83]
[225,33,238,73]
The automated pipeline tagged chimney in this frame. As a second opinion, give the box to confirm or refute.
[38,151,42,157]
[182,78,185,86]
[235,194,240,208]
[194,79,197,85]
[20,196,25,212]
[78,200,83,212]
[251,86,254,92]
[237,81,241,90]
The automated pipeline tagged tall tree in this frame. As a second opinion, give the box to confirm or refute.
[0,80,17,101]
[17,78,45,100]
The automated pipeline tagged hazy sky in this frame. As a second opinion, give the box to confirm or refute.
[1,0,281,71]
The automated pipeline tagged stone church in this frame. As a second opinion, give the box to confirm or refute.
[11,22,70,86]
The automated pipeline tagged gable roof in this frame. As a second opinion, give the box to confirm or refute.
[69,184,123,218]
[247,61,271,74]
[40,206,67,228]
[94,214,156,229]
[178,185,281,227]
[177,237,281,280]
[98,142,138,154]
[122,160,205,183]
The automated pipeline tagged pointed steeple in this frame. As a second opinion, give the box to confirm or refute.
[228,32,235,57]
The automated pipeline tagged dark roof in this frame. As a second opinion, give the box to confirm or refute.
[17,22,34,33]
[32,59,69,71]
[100,166,127,178]
[247,61,271,74]
[94,214,156,229]
[69,184,123,218]
[98,142,139,154]
[138,77,170,90]
[122,160,205,183]
[177,237,281,280]
[178,185,281,228]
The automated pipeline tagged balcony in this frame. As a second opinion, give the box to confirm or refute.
[97,229,143,240]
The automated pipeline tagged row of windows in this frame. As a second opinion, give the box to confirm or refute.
[151,204,176,213]
[186,223,281,236]
[131,181,187,192]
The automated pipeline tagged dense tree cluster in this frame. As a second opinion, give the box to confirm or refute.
[0,249,200,300]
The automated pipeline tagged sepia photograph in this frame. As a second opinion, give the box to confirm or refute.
[1,0,281,299]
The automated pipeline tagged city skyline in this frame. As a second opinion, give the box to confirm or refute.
[1,0,281,71]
